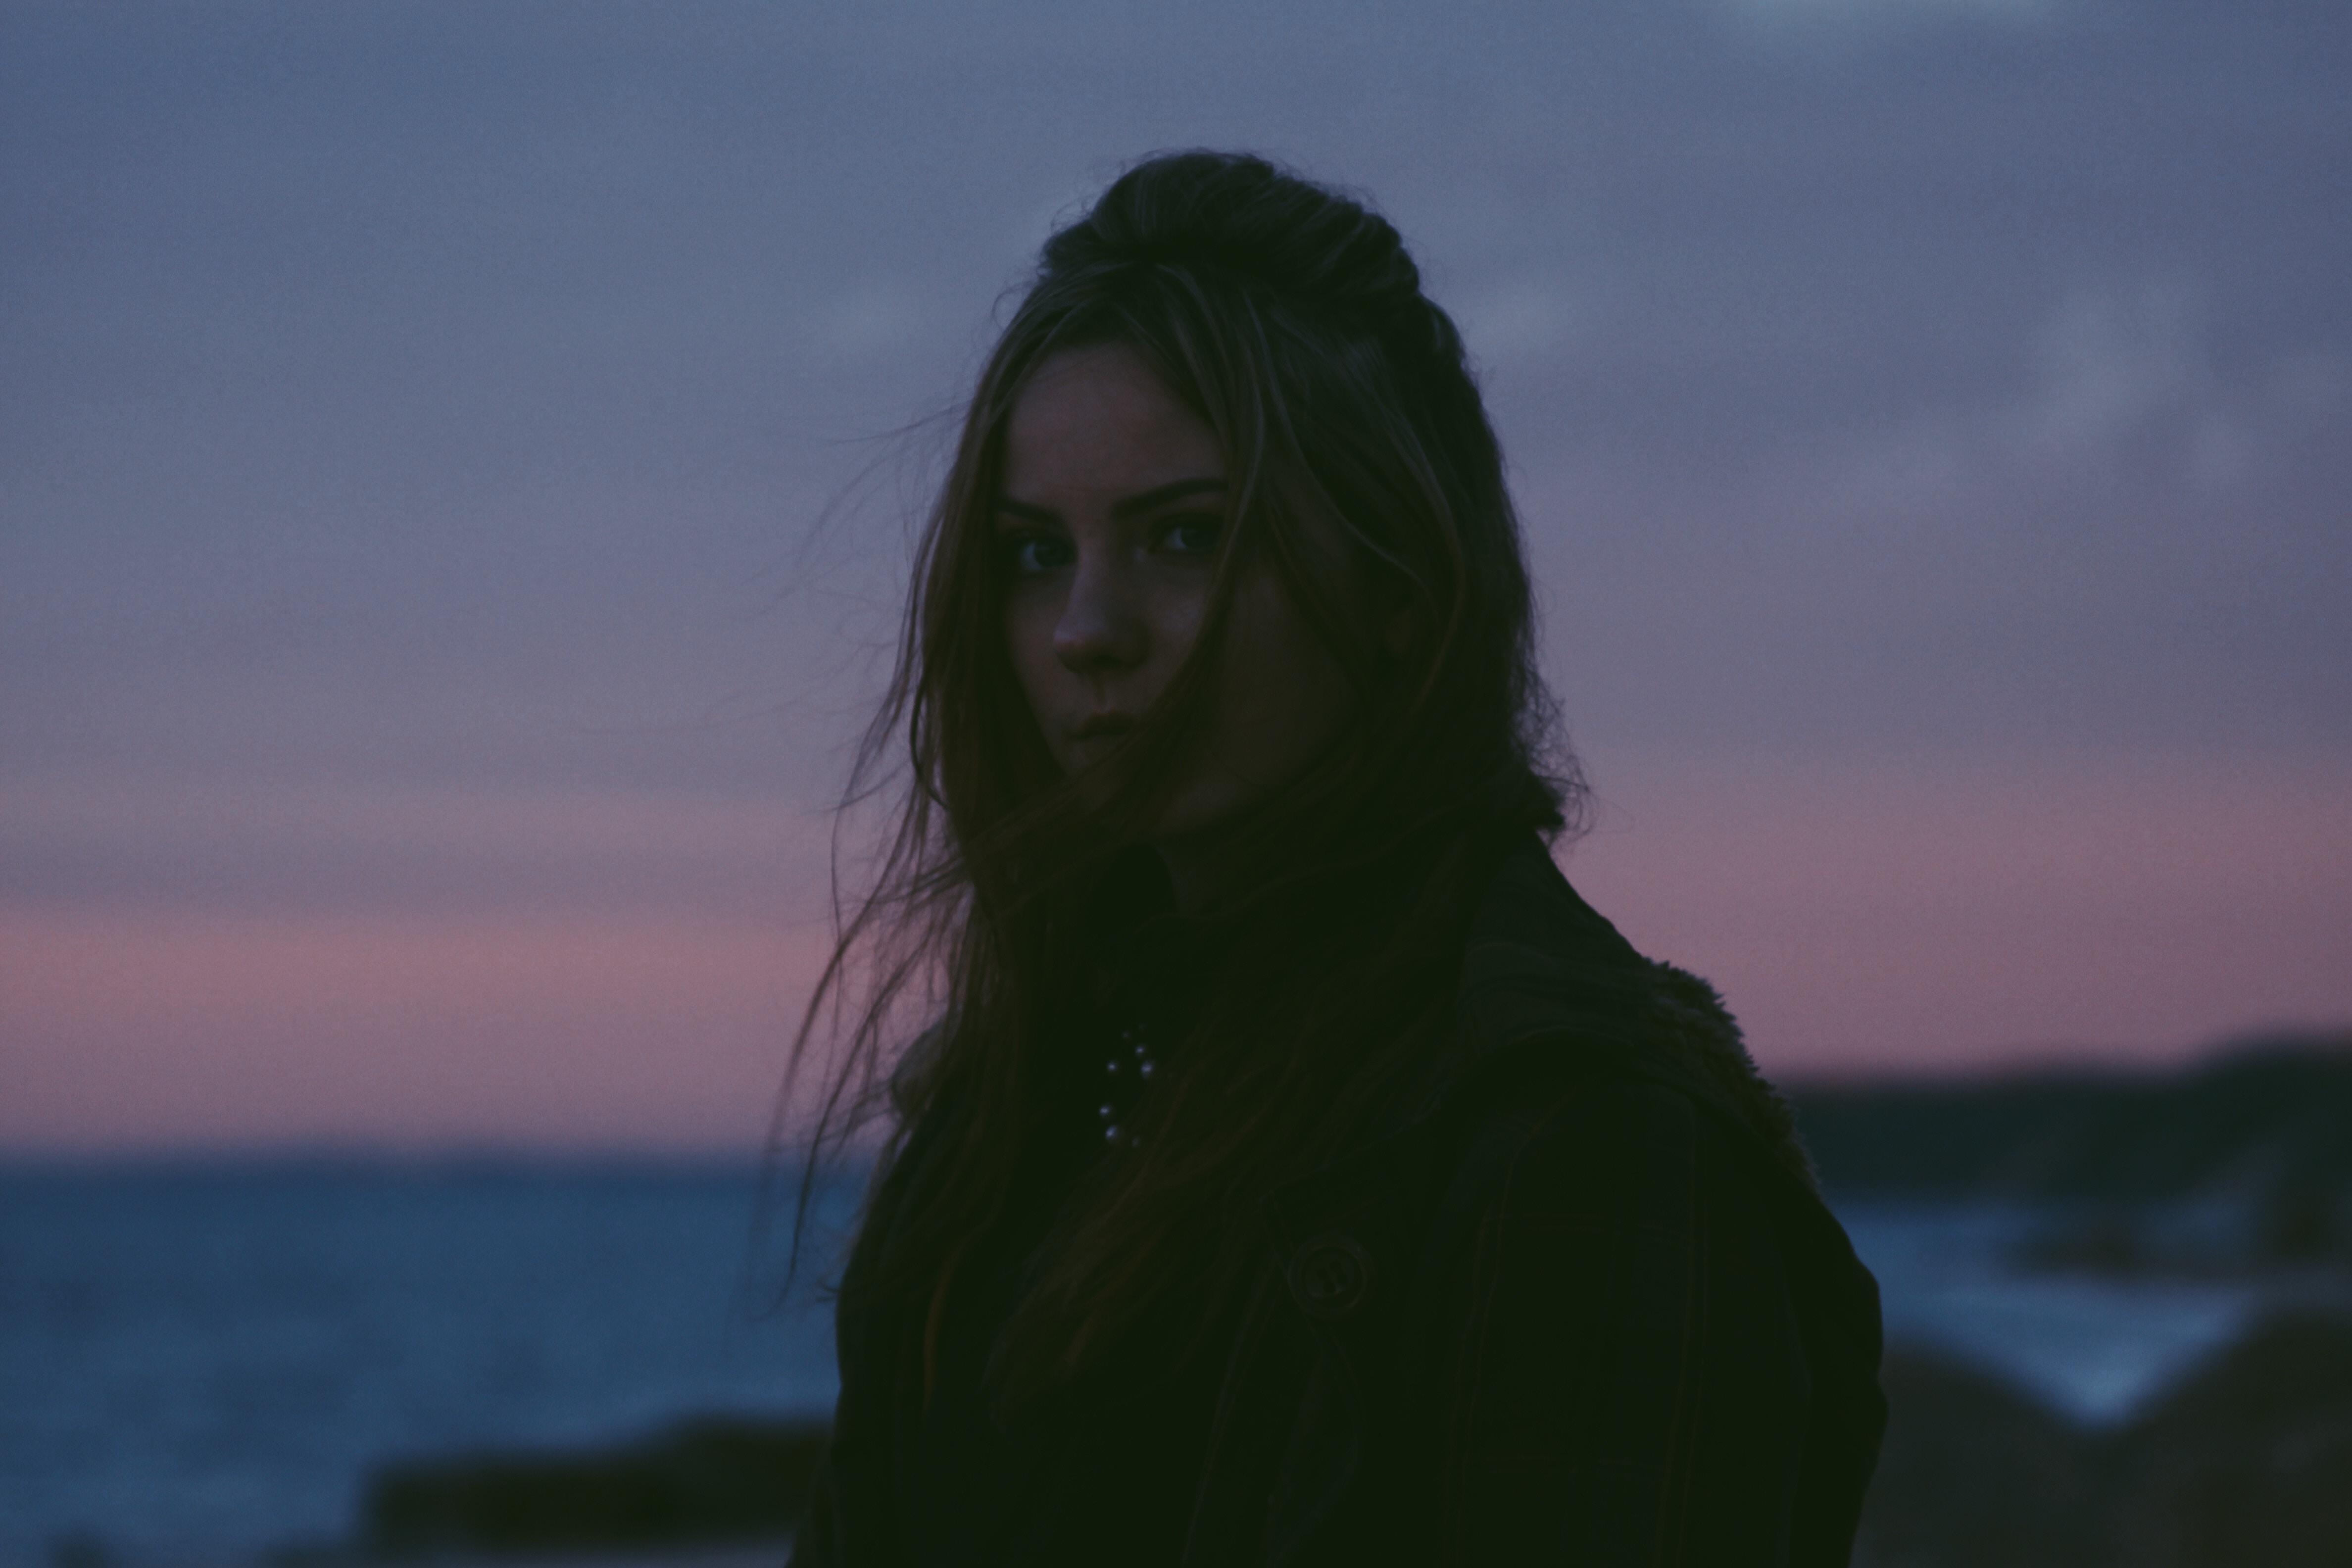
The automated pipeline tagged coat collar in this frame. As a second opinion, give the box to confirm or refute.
[1252,830,1832,1366]
[1418,835,1819,1194]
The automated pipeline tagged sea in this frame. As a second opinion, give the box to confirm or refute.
[0,1162,2281,1567]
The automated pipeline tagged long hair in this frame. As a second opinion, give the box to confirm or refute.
[786,150,1582,1404]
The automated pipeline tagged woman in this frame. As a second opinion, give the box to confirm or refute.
[786,151,1885,1566]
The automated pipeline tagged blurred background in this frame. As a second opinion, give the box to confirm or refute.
[2,1,2346,1563]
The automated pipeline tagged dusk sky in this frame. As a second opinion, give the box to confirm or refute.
[4,0,2346,1152]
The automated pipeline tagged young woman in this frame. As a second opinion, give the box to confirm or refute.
[786,151,1885,1566]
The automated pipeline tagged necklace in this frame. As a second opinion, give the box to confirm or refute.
[1096,1022,1158,1146]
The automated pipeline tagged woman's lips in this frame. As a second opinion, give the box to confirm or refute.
[1070,712,1136,740]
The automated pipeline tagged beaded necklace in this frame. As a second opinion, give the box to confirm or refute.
[1094,1020,1159,1147]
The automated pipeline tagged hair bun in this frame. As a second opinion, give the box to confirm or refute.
[1044,152,1428,328]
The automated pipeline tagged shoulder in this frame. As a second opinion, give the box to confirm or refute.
[1248,844,1885,1568]
[1268,837,1856,1301]
[1437,836,1819,1199]
[1411,838,1880,1365]
[1432,845,1885,1392]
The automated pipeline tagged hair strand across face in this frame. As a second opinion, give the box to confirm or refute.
[778,149,1584,1404]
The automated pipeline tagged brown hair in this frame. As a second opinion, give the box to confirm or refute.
[784,150,1581,1402]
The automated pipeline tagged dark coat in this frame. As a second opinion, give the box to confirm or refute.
[794,842,1886,1565]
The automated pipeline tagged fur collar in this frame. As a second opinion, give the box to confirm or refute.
[1442,836,1820,1195]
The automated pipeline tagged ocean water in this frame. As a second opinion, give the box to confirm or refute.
[0,1165,2286,1566]
[1834,1200,2265,1423]
[0,1161,852,1568]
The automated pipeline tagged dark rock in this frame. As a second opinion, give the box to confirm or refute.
[2012,1204,2157,1275]
[2106,1312,2352,1568]
[2253,1176,2352,1264]
[2010,1179,2352,1278]
[46,1534,110,1568]
[348,1310,2352,1566]
[361,1416,829,1557]
[1791,1033,2352,1208]
[1850,1312,2352,1568]
[1851,1344,2101,1568]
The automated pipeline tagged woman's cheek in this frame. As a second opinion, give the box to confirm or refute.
[1222,574,1351,783]
[1003,597,1065,758]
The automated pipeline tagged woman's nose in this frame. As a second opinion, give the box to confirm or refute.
[1053,558,1147,674]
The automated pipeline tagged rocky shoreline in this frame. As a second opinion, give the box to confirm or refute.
[344,1420,826,1561]
[276,1307,2352,1568]
[1860,1309,2352,1568]
[1792,1032,2352,1274]
[221,1037,2352,1568]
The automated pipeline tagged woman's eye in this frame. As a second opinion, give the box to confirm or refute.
[1002,535,1073,576]
[1158,515,1223,557]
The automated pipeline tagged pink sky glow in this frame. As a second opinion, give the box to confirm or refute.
[6,753,2343,1153]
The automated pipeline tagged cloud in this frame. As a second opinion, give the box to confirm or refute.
[1722,0,2060,34]
[2020,281,2208,454]
[804,281,943,356]
[1826,279,2346,509]
[1450,277,1602,369]
[0,778,829,921]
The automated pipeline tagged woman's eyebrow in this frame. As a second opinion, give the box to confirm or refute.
[992,496,1061,525]
[1110,477,1225,519]
[992,477,1225,526]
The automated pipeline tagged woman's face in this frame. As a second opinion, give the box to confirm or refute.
[996,342,1354,844]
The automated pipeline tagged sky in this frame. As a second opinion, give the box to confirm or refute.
[3,0,2347,1152]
